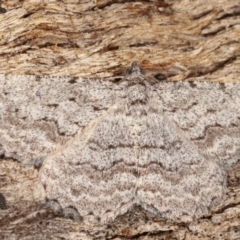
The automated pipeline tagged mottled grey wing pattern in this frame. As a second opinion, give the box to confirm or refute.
[137,81,240,222]
[1,62,240,225]
[0,74,116,165]
[157,81,240,167]
[40,63,240,224]
[40,105,138,224]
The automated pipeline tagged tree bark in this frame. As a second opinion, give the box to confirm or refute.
[0,0,240,239]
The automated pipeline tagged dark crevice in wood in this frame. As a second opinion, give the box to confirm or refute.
[189,56,236,77]
[216,6,240,20]
[109,229,174,240]
[191,9,213,20]
[20,12,35,18]
[96,0,152,10]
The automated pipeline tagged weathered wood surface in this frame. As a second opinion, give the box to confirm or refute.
[0,0,240,239]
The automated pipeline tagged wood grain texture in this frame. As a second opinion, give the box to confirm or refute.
[0,0,240,239]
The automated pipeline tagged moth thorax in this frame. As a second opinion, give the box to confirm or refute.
[128,105,148,117]
[127,84,148,104]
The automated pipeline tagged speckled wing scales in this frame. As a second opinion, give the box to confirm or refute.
[136,98,226,222]
[40,63,240,225]
[40,103,138,224]
[0,74,116,165]
[137,80,240,221]
[1,63,240,225]
[156,81,240,168]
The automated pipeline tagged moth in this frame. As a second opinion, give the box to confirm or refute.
[1,62,239,224]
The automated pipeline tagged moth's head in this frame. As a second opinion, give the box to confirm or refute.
[124,62,145,79]
[122,62,147,91]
